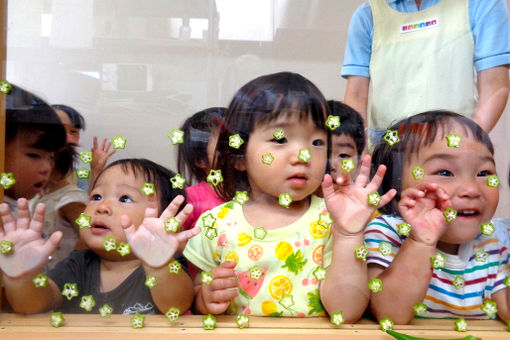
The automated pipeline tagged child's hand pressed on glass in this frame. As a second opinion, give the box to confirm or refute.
[91,136,117,175]
[121,194,199,268]
[199,261,239,315]
[322,155,396,235]
[0,199,62,279]
[398,182,451,246]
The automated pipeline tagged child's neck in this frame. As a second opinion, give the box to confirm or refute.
[242,194,312,230]
[436,241,460,255]
[99,257,141,293]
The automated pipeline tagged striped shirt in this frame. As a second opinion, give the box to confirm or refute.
[365,215,510,319]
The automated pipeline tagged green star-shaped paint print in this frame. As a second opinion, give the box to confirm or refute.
[430,252,447,269]
[103,236,117,252]
[99,304,113,318]
[170,173,186,189]
[130,312,146,329]
[330,310,345,326]
[341,159,355,173]
[203,314,217,330]
[261,153,274,165]
[141,182,155,196]
[253,227,267,240]
[0,80,13,94]
[446,132,462,148]
[325,115,341,131]
[355,245,368,260]
[236,314,250,329]
[32,273,49,288]
[229,134,244,149]
[0,240,13,254]
[201,213,216,229]
[164,217,180,233]
[61,283,79,300]
[413,302,427,316]
[80,295,96,312]
[76,168,90,179]
[298,148,311,163]
[279,193,292,208]
[379,317,394,331]
[443,207,457,222]
[475,249,488,263]
[145,275,158,289]
[452,276,465,289]
[111,135,127,149]
[313,266,327,281]
[378,242,392,256]
[487,175,500,188]
[367,191,381,207]
[0,172,16,190]
[168,260,182,274]
[480,222,495,236]
[481,300,498,318]
[201,271,214,285]
[75,213,92,229]
[383,130,400,146]
[207,169,223,187]
[166,307,180,322]
[80,151,93,164]
[168,128,184,145]
[368,278,383,293]
[412,166,425,180]
[273,128,285,140]
[455,318,468,332]
[116,242,131,256]
[49,312,65,328]
[233,191,249,205]
[397,222,411,236]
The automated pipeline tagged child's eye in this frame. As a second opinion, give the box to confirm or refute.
[477,170,492,177]
[119,195,133,203]
[312,139,325,146]
[337,153,352,159]
[435,170,453,177]
[272,137,287,144]
[27,153,41,159]
[91,194,102,201]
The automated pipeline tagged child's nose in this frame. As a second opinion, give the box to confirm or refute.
[456,178,481,198]
[96,201,113,215]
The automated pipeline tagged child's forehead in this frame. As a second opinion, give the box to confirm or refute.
[332,133,357,148]
[95,165,143,187]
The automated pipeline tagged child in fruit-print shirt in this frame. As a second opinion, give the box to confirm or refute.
[184,72,396,321]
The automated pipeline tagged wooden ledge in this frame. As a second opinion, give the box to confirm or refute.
[0,313,508,339]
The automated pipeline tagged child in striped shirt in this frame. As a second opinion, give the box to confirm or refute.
[366,111,510,324]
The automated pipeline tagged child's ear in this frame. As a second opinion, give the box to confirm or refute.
[233,155,246,171]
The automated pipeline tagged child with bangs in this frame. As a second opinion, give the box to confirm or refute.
[0,158,199,315]
[3,85,66,215]
[366,111,510,324]
[184,72,395,321]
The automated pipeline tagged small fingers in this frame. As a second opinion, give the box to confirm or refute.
[354,154,372,186]
[0,203,16,235]
[92,136,98,149]
[175,225,200,243]
[144,194,159,219]
[321,174,335,198]
[379,188,397,208]
[29,203,46,233]
[160,195,185,221]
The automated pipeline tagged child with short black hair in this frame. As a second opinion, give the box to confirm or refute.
[3,85,66,214]
[327,100,365,182]
[184,72,395,321]
[366,111,510,323]
[177,107,226,228]
[0,158,199,315]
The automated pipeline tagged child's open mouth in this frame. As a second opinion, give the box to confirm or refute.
[288,174,308,186]
[456,210,479,218]
[91,223,110,235]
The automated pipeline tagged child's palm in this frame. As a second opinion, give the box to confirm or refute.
[0,200,61,278]
[122,195,198,268]
[399,183,450,246]
[323,156,396,235]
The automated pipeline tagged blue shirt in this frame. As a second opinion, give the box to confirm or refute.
[341,0,510,78]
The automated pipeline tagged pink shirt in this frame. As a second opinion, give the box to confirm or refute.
[184,181,224,229]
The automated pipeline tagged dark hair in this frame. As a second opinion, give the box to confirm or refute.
[52,144,78,181]
[371,110,494,215]
[327,100,365,155]
[177,107,226,185]
[6,84,66,151]
[52,104,86,130]
[214,71,331,201]
[92,158,186,213]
